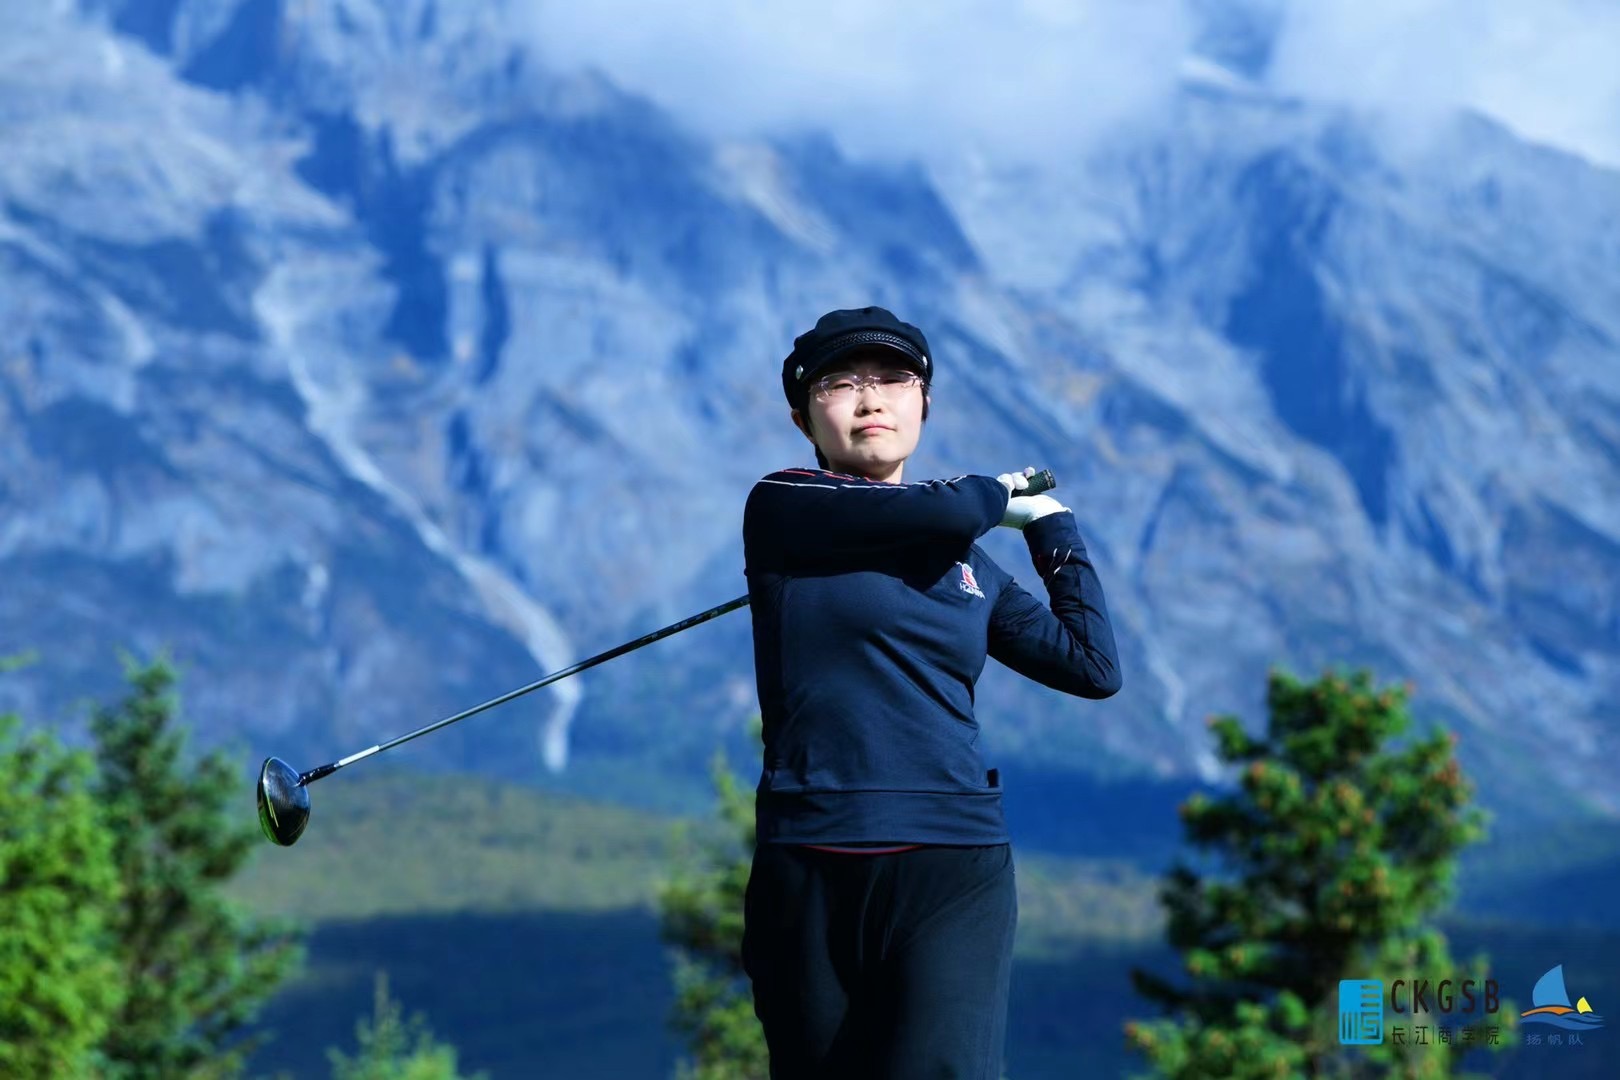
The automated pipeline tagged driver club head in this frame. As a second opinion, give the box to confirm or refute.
[257,756,311,846]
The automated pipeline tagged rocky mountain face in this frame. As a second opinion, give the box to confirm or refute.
[3,0,1615,826]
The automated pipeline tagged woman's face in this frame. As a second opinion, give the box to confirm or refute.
[792,353,929,481]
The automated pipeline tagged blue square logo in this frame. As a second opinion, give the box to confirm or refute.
[1339,980,1384,1045]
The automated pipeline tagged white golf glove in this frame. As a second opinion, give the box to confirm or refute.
[997,466,1069,529]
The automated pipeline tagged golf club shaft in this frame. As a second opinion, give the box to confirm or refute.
[297,593,752,786]
[295,468,1056,787]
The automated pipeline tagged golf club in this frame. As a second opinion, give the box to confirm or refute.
[257,468,1057,846]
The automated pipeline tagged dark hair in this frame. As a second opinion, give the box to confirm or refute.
[800,388,931,470]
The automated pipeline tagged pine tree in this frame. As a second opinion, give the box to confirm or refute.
[1124,666,1515,1078]
[658,714,770,1080]
[89,654,305,1078]
[0,697,126,1079]
[325,972,489,1080]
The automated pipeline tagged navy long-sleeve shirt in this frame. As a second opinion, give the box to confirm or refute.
[742,467,1122,847]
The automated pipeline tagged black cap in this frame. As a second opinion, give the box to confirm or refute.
[782,306,932,406]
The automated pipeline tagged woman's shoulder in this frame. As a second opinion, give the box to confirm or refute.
[750,467,881,490]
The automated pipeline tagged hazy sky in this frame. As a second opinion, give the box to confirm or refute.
[526,0,1620,170]
[1268,0,1620,169]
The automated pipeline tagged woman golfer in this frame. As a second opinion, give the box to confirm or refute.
[740,306,1123,1078]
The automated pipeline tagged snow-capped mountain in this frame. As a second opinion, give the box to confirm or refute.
[3,0,1615,824]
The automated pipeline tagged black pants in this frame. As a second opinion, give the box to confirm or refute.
[741,841,1018,1079]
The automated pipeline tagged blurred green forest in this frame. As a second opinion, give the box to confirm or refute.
[0,654,487,1079]
[7,654,1618,1078]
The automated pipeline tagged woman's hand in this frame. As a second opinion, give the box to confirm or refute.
[997,467,1070,529]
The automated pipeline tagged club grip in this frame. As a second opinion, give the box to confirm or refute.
[1010,468,1056,497]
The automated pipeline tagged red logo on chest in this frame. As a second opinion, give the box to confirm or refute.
[957,562,985,599]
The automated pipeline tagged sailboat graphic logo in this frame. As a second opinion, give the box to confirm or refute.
[1521,965,1604,1031]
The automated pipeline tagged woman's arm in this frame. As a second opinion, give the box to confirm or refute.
[744,468,1009,565]
[986,512,1123,698]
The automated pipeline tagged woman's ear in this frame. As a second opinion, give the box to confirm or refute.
[791,408,815,443]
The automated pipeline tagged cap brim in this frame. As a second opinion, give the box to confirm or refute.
[800,332,929,384]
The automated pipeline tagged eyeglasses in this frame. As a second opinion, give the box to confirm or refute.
[810,369,925,403]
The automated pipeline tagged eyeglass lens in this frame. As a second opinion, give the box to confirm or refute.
[814,371,922,399]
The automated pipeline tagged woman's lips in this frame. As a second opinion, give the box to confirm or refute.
[855,425,892,435]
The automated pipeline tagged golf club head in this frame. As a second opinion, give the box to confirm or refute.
[257,756,310,846]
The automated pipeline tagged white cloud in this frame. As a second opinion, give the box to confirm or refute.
[524,0,1620,170]
[1265,0,1620,169]
[526,0,1195,165]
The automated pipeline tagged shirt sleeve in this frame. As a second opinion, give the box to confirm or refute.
[744,468,1010,567]
[986,511,1123,698]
